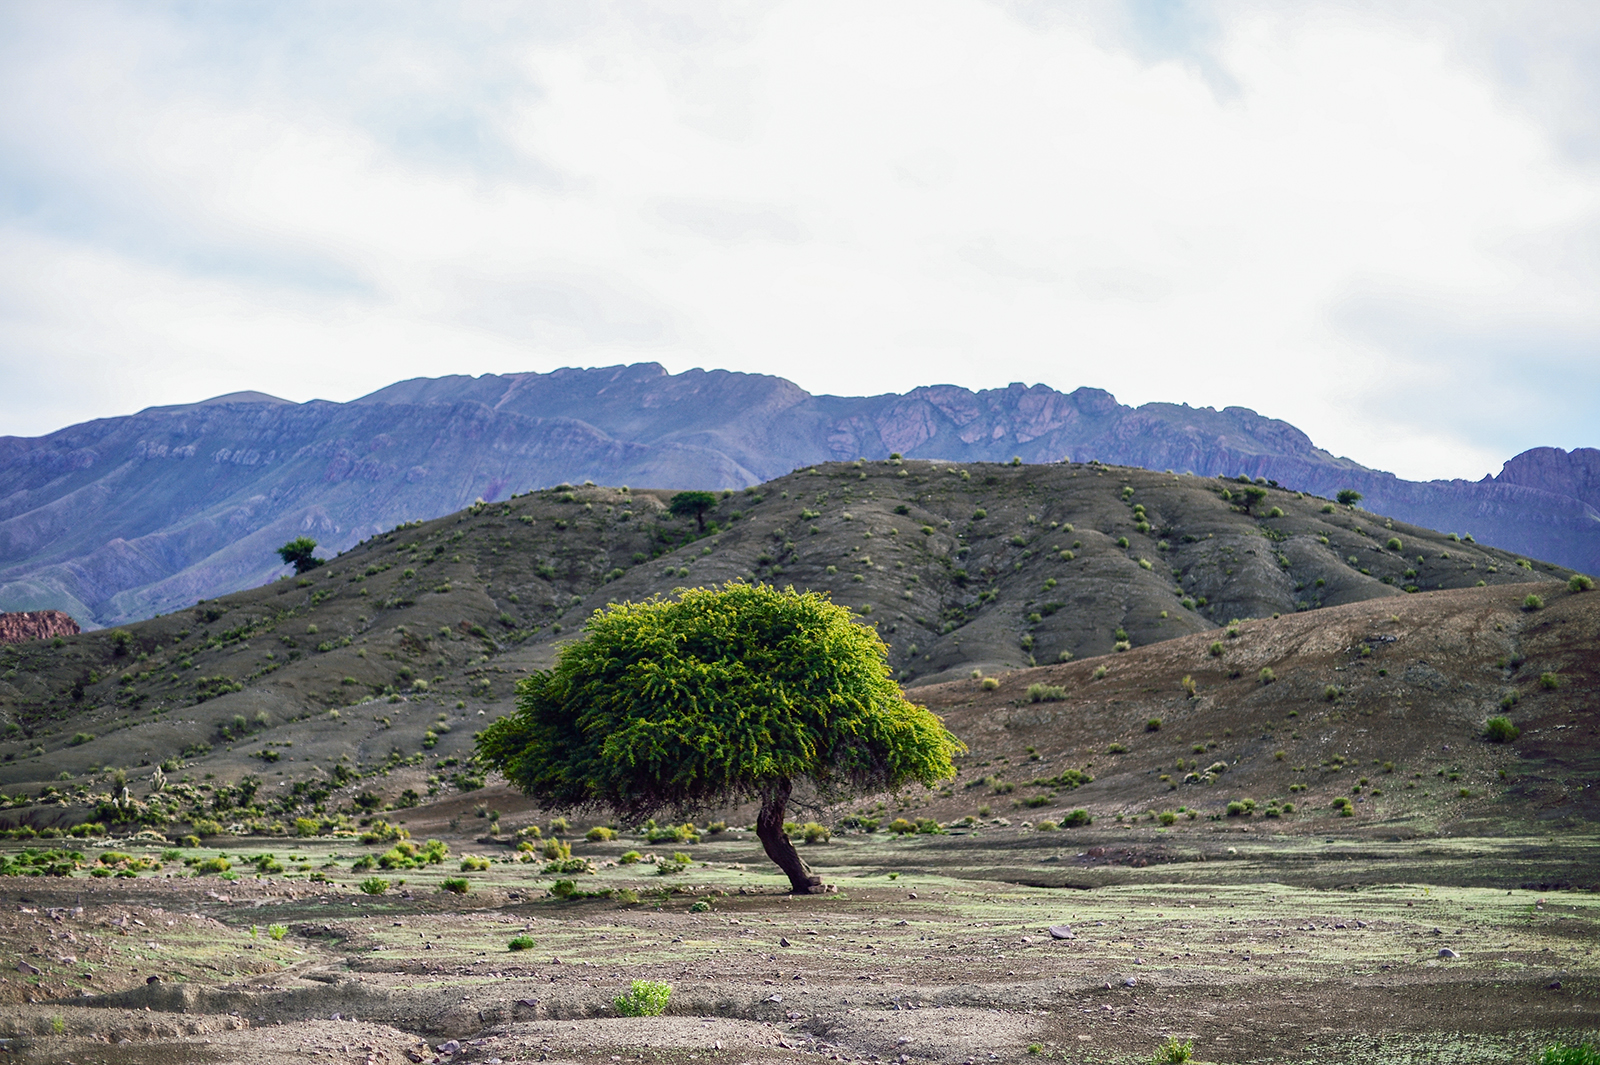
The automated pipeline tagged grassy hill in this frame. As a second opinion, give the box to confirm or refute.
[0,459,1585,842]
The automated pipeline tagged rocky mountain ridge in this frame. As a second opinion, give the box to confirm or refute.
[0,610,78,645]
[0,363,1595,628]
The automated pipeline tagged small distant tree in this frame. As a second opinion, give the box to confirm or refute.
[1336,489,1363,506]
[1240,485,1269,513]
[276,537,323,574]
[477,583,963,893]
[668,491,718,532]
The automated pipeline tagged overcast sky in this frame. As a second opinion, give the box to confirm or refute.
[2,1,1598,481]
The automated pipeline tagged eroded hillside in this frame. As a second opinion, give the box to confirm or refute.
[0,460,1585,841]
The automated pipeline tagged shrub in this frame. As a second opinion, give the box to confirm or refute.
[1483,716,1520,743]
[192,857,231,875]
[1158,811,1177,826]
[801,822,831,844]
[888,818,917,835]
[440,877,471,895]
[542,838,573,860]
[1026,683,1066,703]
[619,850,642,864]
[460,856,490,871]
[1523,594,1544,611]
[1538,1041,1600,1065]
[1145,718,1162,732]
[1539,672,1561,690]
[68,733,94,746]
[1570,574,1595,592]
[981,677,1000,691]
[1061,808,1091,827]
[1386,537,1402,551]
[1208,641,1224,657]
[1151,1036,1195,1063]
[614,979,673,1017]
[359,877,389,895]
[585,826,617,842]
[1259,667,1276,684]
[1336,489,1362,506]
[267,924,288,942]
[509,935,536,951]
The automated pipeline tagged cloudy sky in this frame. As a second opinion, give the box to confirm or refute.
[2,1,1598,481]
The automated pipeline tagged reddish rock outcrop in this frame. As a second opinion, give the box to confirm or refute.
[0,610,80,644]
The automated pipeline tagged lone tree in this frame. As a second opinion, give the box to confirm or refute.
[276,537,323,574]
[476,583,962,893]
[1240,485,1269,513]
[668,490,718,532]
[1336,489,1363,507]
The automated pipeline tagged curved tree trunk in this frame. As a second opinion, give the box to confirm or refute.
[756,779,824,894]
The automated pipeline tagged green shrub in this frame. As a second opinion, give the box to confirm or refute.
[68,733,94,746]
[440,877,471,895]
[1259,667,1276,684]
[1061,808,1091,827]
[1483,716,1520,743]
[1570,574,1595,592]
[460,856,490,872]
[614,979,673,1017]
[359,877,389,895]
[1026,683,1066,703]
[1539,672,1561,690]
[1145,718,1162,732]
[1151,1036,1195,1064]
[619,850,642,864]
[1386,537,1402,551]
[981,676,1000,691]
[888,818,916,835]
[585,826,616,842]
[688,898,711,913]
[1336,489,1362,506]
[1538,1041,1600,1065]
[192,857,231,876]
[267,924,288,942]
[1523,594,1544,611]
[1208,641,1224,657]
[509,935,536,951]
[801,822,831,843]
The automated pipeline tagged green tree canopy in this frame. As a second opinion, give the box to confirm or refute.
[1240,485,1269,512]
[668,490,718,532]
[276,537,323,574]
[1336,489,1363,506]
[476,582,962,893]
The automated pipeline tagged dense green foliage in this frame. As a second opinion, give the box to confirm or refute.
[477,583,962,821]
[276,537,323,574]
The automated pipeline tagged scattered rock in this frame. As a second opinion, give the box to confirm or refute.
[435,1039,461,1055]
[16,961,40,976]
[1123,977,1137,987]
[907,892,918,899]
[1548,981,1563,990]
[779,937,791,947]
[1048,925,1074,940]
[145,975,161,984]
[1438,948,1460,959]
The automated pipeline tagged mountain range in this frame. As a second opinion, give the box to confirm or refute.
[1,363,1596,628]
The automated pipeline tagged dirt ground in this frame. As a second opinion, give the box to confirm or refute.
[1,827,1595,1065]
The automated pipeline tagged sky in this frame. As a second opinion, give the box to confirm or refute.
[2,1,1599,482]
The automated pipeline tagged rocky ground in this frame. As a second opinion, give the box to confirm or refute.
[0,827,1595,1065]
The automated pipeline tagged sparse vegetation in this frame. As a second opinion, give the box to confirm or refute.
[614,979,673,1017]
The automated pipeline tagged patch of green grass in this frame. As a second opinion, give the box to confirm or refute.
[509,934,536,951]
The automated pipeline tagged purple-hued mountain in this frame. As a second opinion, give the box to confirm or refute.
[1,364,1595,628]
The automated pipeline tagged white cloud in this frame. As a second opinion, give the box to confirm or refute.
[0,0,1597,481]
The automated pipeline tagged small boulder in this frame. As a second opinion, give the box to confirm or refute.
[1438,948,1460,959]
[1048,925,1074,940]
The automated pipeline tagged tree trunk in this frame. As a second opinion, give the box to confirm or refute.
[756,780,824,894]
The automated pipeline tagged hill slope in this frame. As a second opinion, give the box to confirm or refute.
[2,364,1595,629]
[0,460,1585,843]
